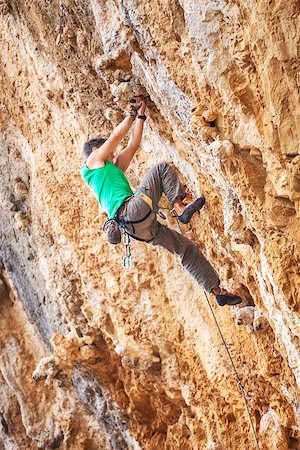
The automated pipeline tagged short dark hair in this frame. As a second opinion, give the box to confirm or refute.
[83,137,107,158]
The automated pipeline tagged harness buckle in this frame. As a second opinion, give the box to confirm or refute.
[157,210,166,220]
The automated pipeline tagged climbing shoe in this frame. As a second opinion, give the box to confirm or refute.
[215,291,243,307]
[178,197,205,224]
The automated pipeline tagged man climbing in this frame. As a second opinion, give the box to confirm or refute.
[80,99,242,306]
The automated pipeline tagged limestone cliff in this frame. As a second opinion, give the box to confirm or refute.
[0,1,300,449]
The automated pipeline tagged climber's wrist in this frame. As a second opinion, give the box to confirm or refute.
[137,99,146,116]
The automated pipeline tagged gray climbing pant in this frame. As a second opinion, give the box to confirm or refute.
[116,162,220,293]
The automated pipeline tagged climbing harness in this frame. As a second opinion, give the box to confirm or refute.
[117,210,153,243]
[119,200,183,268]
[123,233,132,269]
[173,221,261,449]
[117,193,169,269]
[116,193,154,244]
[101,193,155,269]
[56,1,66,46]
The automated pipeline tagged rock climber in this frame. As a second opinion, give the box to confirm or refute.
[80,99,242,306]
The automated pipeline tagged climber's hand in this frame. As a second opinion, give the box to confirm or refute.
[137,99,146,115]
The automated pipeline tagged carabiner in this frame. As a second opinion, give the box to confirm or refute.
[123,232,132,269]
[124,233,131,246]
[123,254,131,269]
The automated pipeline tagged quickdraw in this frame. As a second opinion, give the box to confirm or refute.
[123,233,132,270]
[56,1,66,46]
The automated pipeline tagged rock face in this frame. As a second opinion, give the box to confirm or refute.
[0,1,299,449]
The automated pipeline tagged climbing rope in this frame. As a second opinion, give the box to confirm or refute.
[173,216,261,449]
[203,291,261,450]
[173,214,183,235]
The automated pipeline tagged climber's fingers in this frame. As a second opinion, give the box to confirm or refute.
[137,99,146,115]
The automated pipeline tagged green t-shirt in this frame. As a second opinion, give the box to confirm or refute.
[80,161,134,218]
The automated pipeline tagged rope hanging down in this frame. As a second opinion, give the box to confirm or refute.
[173,214,261,449]
[203,291,261,450]
[122,201,260,447]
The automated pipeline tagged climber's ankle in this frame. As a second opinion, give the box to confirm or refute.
[212,286,222,295]
[173,198,186,216]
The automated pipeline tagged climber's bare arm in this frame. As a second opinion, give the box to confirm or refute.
[115,119,144,172]
[86,116,135,169]
[115,101,146,172]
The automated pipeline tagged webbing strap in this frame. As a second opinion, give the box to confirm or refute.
[118,209,152,225]
[123,229,154,243]
[138,192,153,209]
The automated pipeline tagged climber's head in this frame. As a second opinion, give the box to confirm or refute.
[83,137,107,159]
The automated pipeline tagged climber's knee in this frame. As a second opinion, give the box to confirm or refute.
[153,161,169,172]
